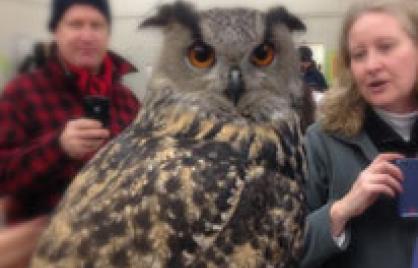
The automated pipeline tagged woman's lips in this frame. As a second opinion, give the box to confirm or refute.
[367,80,388,92]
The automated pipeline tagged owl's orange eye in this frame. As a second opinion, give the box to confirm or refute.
[251,43,275,67]
[187,42,215,69]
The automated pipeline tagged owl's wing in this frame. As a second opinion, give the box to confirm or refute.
[189,118,307,268]
[31,126,250,267]
[32,118,306,268]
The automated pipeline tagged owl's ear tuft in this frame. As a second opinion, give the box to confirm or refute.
[140,1,201,38]
[265,6,306,33]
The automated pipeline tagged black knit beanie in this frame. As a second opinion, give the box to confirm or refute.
[49,0,111,32]
[298,46,313,63]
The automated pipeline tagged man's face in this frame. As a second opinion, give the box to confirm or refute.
[300,61,312,71]
[54,4,109,72]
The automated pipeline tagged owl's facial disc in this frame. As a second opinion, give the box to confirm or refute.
[224,66,245,106]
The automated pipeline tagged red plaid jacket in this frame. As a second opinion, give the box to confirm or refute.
[0,50,140,223]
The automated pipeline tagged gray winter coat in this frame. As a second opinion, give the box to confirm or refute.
[301,122,418,268]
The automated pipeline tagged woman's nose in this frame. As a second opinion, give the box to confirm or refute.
[364,51,383,73]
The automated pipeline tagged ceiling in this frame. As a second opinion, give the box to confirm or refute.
[11,0,353,17]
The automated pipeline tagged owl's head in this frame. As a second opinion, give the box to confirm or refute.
[141,1,309,125]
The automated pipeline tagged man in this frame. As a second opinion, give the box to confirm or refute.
[0,0,140,265]
[0,0,139,224]
[298,45,328,92]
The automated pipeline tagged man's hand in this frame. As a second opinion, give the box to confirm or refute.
[59,118,110,160]
[0,199,48,268]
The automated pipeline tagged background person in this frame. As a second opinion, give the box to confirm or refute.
[298,45,328,92]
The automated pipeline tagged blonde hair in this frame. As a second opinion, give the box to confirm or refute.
[319,0,418,137]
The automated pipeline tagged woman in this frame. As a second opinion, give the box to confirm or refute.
[301,1,418,267]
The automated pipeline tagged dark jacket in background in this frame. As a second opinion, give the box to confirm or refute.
[302,64,328,92]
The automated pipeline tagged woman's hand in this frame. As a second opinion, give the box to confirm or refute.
[330,153,404,236]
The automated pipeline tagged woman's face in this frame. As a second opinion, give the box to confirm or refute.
[348,11,418,113]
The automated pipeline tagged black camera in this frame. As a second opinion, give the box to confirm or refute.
[83,95,109,127]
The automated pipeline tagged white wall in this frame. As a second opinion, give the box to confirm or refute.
[0,0,350,98]
[0,1,50,88]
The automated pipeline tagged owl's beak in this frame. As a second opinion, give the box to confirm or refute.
[225,67,245,105]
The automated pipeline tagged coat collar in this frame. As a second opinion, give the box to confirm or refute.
[329,129,379,162]
[327,107,418,160]
[364,107,418,157]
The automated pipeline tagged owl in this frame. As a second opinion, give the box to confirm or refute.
[31,2,312,267]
